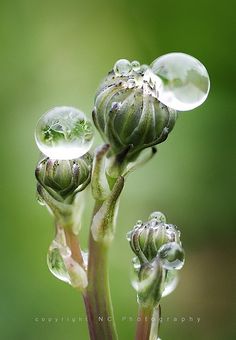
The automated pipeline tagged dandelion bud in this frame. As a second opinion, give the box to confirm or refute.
[35,153,92,203]
[93,59,177,160]
[128,212,182,263]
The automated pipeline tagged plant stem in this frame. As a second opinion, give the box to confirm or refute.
[135,304,160,340]
[84,226,118,339]
[63,226,85,268]
[82,199,118,340]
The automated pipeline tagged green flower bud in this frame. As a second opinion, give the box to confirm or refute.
[35,153,92,204]
[128,212,182,264]
[93,59,177,160]
[135,259,164,308]
[128,212,185,307]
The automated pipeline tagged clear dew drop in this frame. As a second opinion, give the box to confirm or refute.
[114,59,132,76]
[130,262,139,291]
[148,211,167,223]
[131,60,140,71]
[47,241,71,284]
[126,230,132,242]
[132,256,141,271]
[136,220,143,227]
[37,193,45,206]
[35,106,94,160]
[158,242,185,270]
[138,64,149,74]
[162,270,179,297]
[81,250,88,269]
[150,53,210,111]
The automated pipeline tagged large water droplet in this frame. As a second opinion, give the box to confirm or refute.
[158,242,185,270]
[47,241,71,284]
[114,59,132,76]
[150,53,210,111]
[35,106,94,160]
[162,270,179,297]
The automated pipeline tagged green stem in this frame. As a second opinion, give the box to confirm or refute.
[84,226,118,339]
[59,216,118,339]
[135,304,160,340]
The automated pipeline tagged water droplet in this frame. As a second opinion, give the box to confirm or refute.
[150,53,210,111]
[114,59,132,76]
[127,78,136,88]
[131,60,140,71]
[37,193,45,206]
[126,230,132,242]
[35,106,94,160]
[158,242,185,270]
[138,64,149,74]
[132,256,141,270]
[148,211,167,223]
[47,242,71,284]
[81,250,88,269]
[162,270,178,297]
[136,220,143,227]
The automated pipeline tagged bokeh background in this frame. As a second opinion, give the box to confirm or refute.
[0,0,235,339]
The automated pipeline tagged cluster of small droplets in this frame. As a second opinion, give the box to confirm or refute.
[113,53,210,111]
[114,59,139,76]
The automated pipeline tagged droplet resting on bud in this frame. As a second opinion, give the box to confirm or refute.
[35,106,94,160]
[158,242,185,270]
[93,59,178,160]
[35,153,93,203]
[150,53,210,111]
[128,212,185,306]
[128,212,182,264]
[148,211,166,223]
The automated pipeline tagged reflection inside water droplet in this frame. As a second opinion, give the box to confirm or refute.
[162,270,179,297]
[158,242,185,270]
[150,53,210,111]
[47,241,71,284]
[35,106,94,160]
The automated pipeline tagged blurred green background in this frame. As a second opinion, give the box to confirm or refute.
[0,0,235,339]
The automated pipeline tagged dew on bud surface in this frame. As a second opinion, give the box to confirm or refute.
[35,106,94,160]
[148,211,166,223]
[113,59,132,76]
[158,242,185,270]
[131,60,140,71]
[150,53,210,111]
